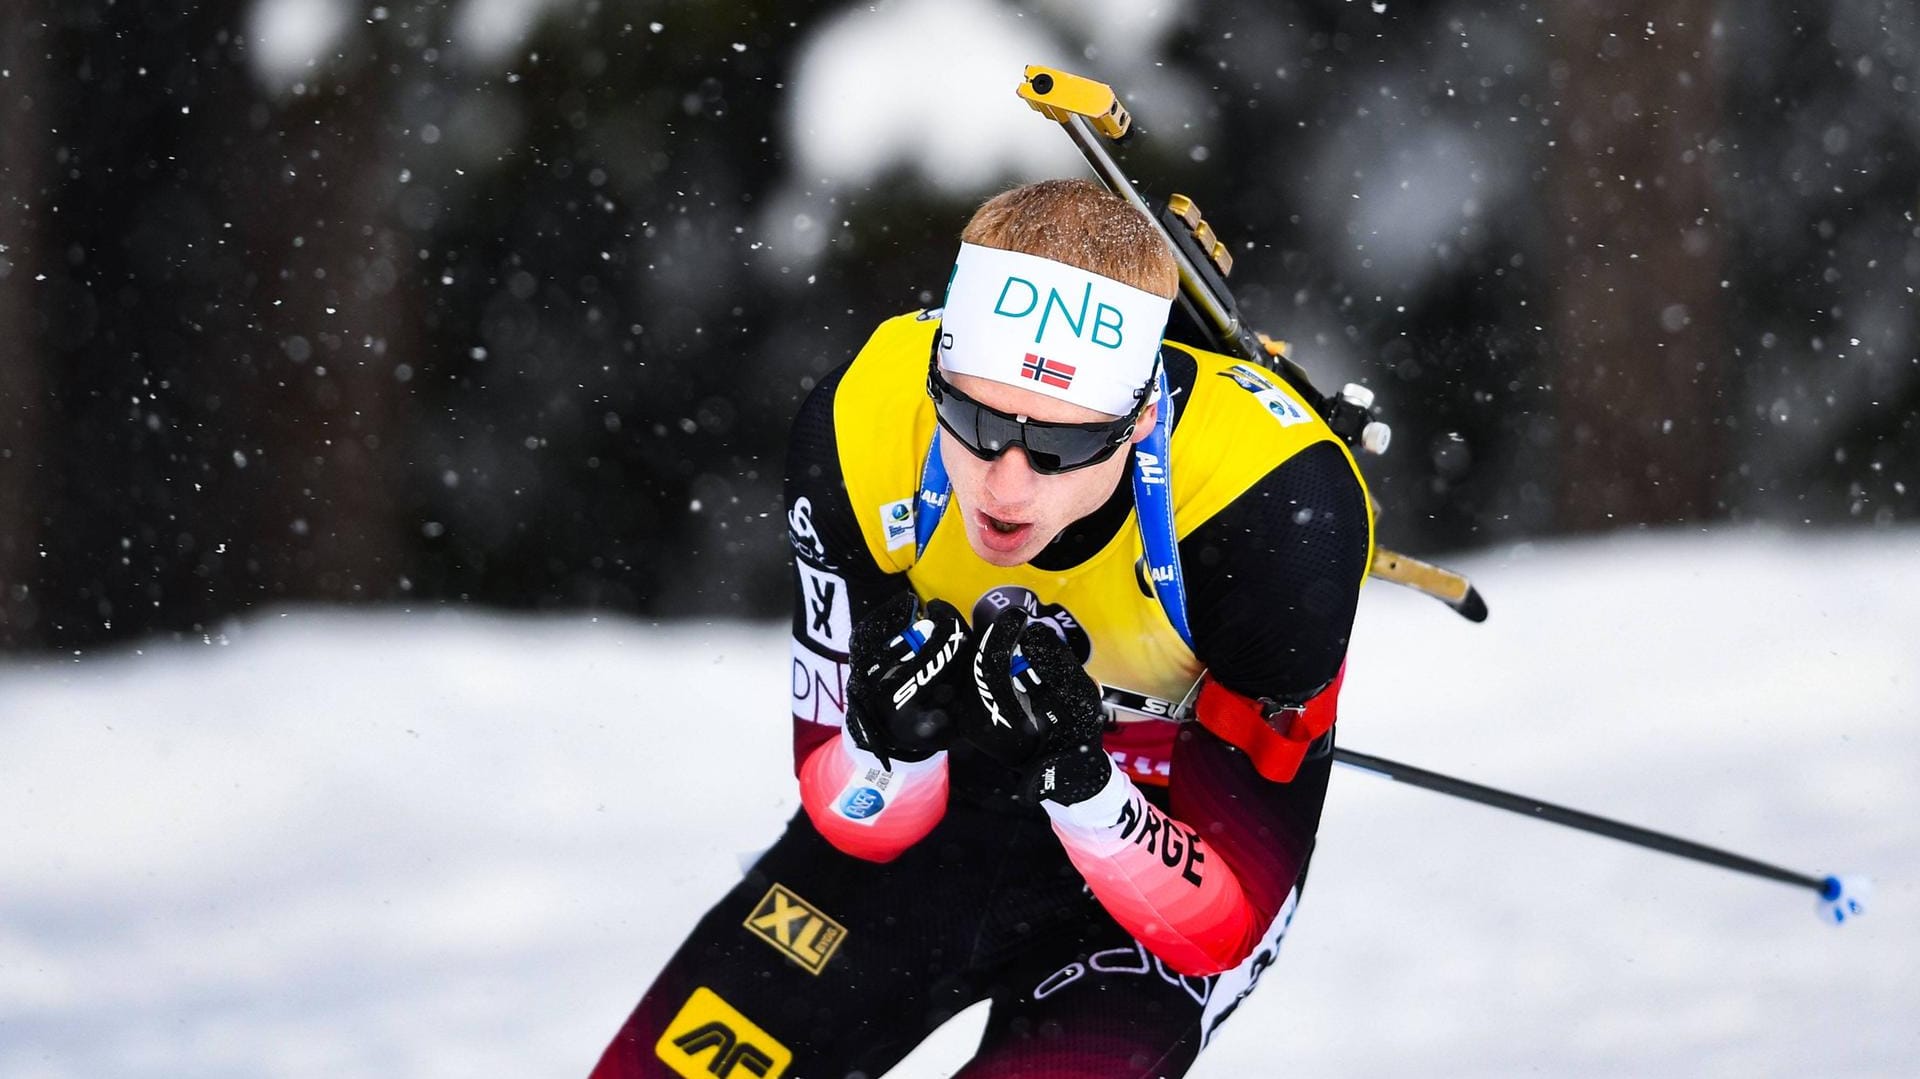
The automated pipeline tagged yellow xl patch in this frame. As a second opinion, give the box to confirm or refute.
[655,986,791,1079]
[743,883,848,975]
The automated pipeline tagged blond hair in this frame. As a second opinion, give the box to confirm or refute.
[960,179,1178,300]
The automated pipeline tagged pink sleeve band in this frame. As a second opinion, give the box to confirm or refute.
[1045,764,1260,975]
[798,726,949,863]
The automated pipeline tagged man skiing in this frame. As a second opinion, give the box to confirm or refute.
[592,178,1372,1078]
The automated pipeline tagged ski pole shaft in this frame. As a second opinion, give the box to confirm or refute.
[1018,64,1489,624]
[1017,67,1267,375]
[1021,73,1264,380]
[1331,747,1829,892]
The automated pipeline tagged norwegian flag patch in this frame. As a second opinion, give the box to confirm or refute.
[1020,352,1077,390]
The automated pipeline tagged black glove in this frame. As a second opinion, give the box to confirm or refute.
[966,606,1113,805]
[843,594,976,767]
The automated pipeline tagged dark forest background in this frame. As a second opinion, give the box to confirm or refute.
[1,0,1915,651]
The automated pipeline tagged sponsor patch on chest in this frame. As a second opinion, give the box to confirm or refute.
[1218,363,1311,427]
[878,497,915,550]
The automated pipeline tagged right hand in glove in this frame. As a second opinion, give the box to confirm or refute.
[964,605,1114,805]
[843,593,978,767]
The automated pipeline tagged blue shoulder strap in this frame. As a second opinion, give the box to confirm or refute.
[912,362,1192,649]
[1130,364,1192,647]
[914,442,949,558]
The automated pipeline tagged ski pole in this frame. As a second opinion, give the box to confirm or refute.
[1367,549,1488,623]
[1331,746,1869,924]
[1017,63,1487,624]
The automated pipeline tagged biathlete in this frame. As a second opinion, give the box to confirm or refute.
[592,178,1373,1078]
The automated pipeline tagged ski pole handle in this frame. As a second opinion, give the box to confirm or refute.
[900,623,929,652]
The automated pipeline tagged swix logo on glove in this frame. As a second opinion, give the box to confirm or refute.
[888,631,966,709]
[972,637,1013,730]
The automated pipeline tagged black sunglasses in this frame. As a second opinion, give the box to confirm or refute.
[926,354,1157,475]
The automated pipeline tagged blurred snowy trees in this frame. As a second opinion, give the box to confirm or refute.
[0,0,1913,648]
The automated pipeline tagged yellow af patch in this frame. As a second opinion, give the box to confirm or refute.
[743,883,847,975]
[655,986,791,1079]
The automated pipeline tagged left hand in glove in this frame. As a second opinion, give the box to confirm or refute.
[964,605,1114,805]
[844,594,977,768]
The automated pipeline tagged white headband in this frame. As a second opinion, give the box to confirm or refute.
[936,242,1171,416]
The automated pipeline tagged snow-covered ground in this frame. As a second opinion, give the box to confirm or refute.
[2,529,1914,1077]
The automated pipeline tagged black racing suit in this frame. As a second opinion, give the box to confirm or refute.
[591,345,1370,1078]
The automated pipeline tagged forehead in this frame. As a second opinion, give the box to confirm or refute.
[945,370,1121,424]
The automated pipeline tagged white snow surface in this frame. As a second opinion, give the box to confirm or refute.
[2,529,1915,1077]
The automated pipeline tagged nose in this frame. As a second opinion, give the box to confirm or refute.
[982,445,1039,508]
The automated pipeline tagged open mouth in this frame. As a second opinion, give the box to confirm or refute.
[976,511,1034,552]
